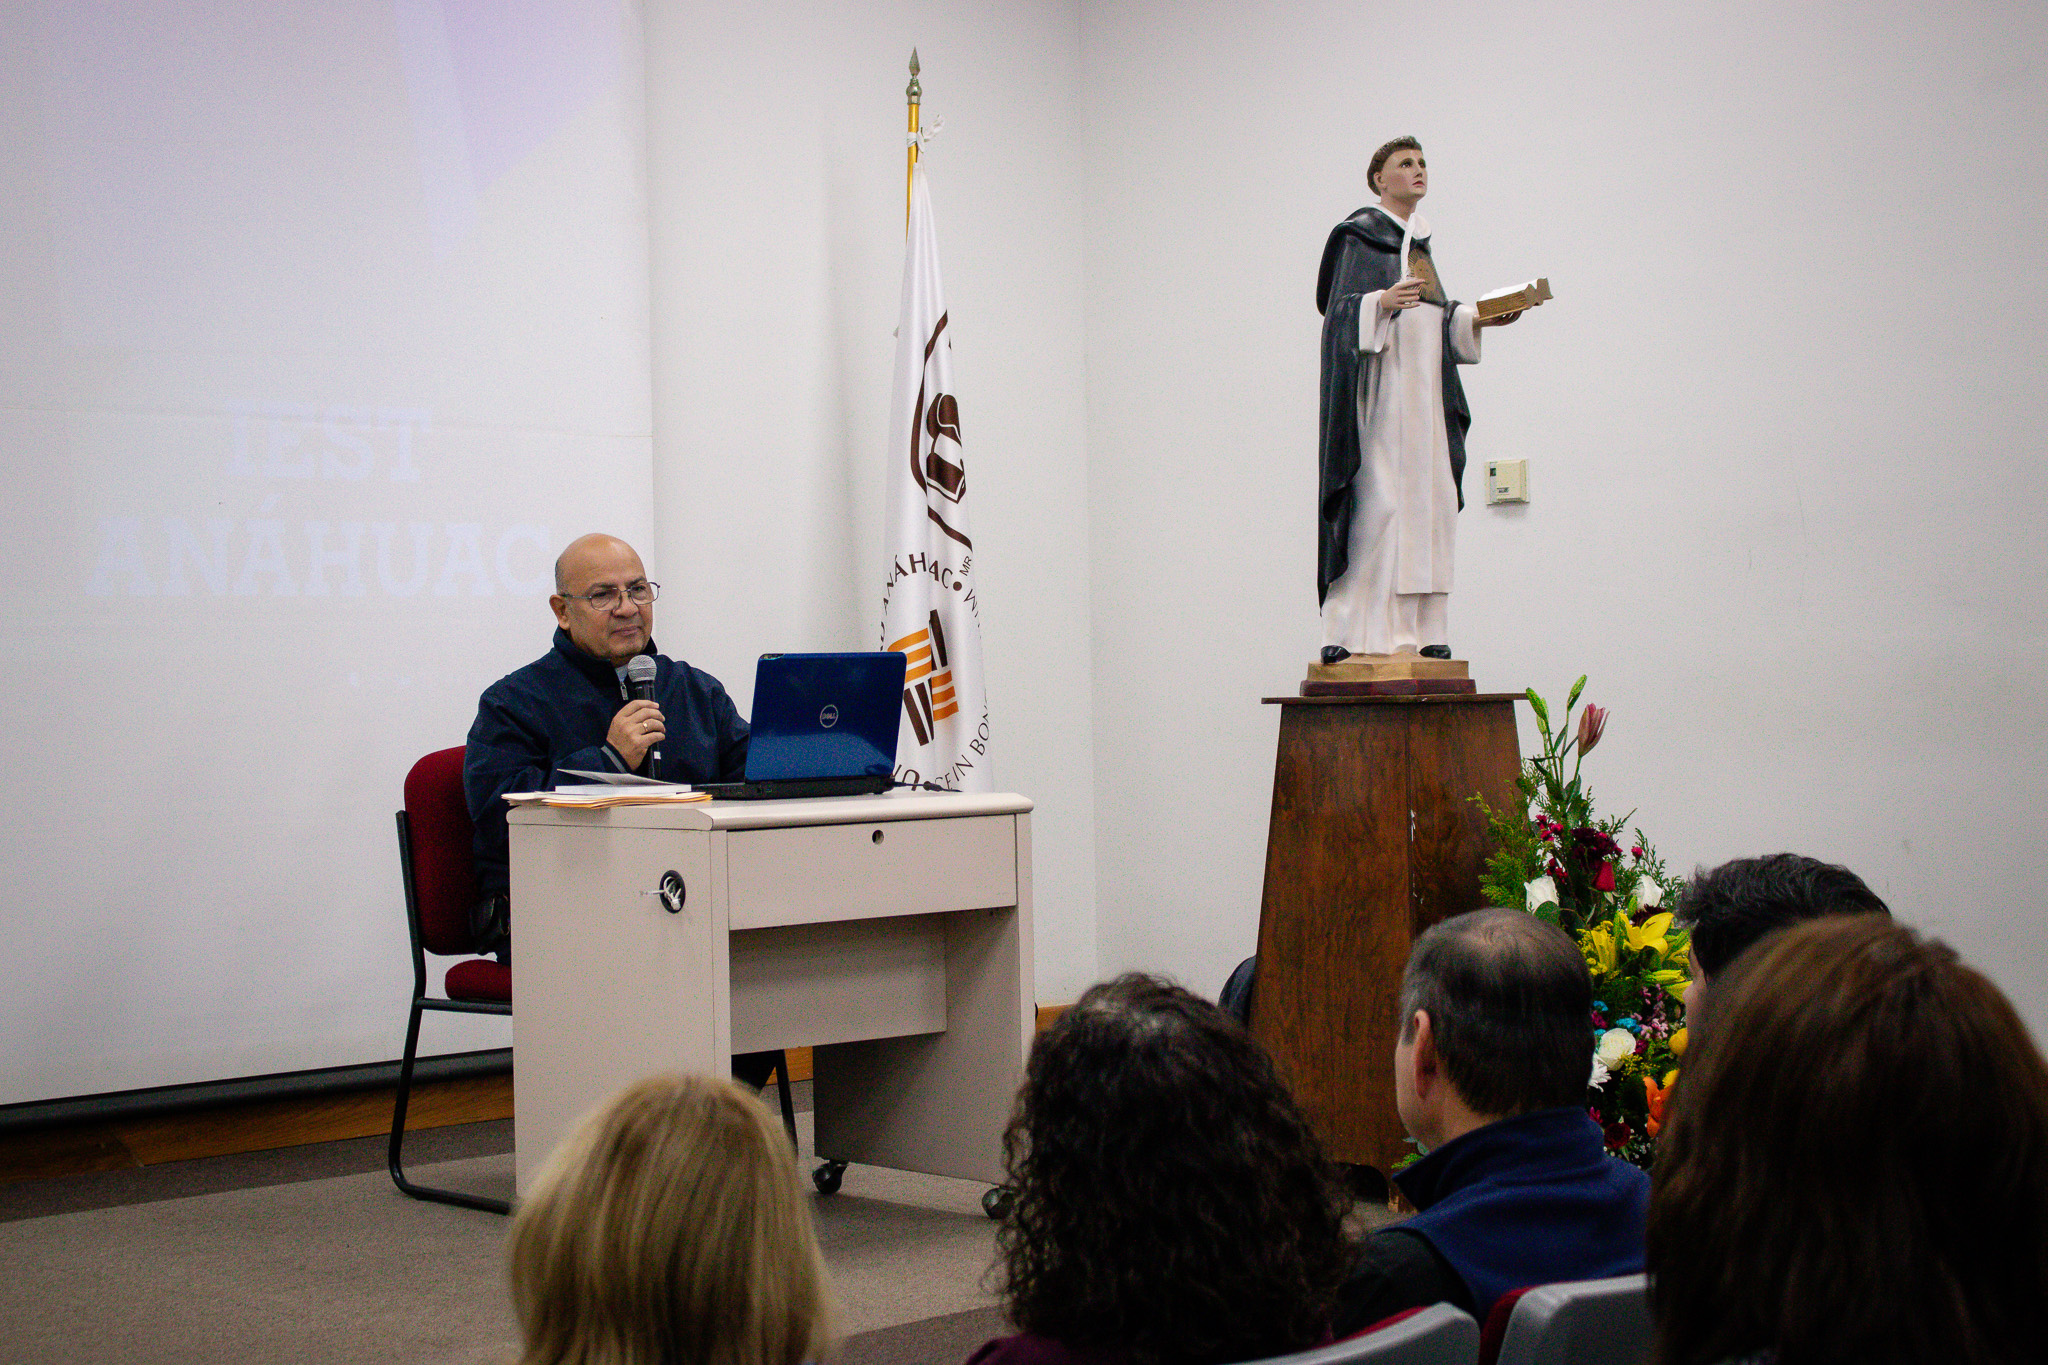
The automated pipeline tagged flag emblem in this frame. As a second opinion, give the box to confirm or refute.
[889,609,960,745]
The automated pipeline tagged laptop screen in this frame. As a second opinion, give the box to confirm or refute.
[743,652,908,782]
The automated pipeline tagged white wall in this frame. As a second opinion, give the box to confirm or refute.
[1081,0,2048,1031]
[640,0,1101,1002]
[0,0,651,1103]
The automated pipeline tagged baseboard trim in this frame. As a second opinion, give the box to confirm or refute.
[4,1000,1079,1135]
[0,1048,513,1135]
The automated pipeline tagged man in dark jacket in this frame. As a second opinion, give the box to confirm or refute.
[1332,908,1649,1333]
[463,533,749,957]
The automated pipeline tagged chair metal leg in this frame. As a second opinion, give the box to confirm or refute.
[774,1049,798,1152]
[389,996,510,1216]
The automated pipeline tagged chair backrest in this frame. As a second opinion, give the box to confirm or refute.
[1237,1304,1481,1365]
[1482,1274,1651,1365]
[401,746,481,956]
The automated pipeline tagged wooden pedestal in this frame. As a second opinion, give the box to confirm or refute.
[1249,693,1523,1173]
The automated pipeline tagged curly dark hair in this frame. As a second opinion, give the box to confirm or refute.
[995,974,1353,1365]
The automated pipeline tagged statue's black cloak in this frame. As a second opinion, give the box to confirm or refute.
[1315,207,1471,604]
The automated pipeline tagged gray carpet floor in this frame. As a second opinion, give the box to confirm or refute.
[0,1107,1007,1365]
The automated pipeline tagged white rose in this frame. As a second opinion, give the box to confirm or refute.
[1595,1027,1638,1068]
[1637,879,1664,910]
[1525,876,1559,911]
[1589,1056,1611,1090]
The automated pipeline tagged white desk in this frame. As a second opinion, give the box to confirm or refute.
[507,789,1034,1193]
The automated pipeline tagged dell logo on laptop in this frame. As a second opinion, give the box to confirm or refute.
[819,704,840,728]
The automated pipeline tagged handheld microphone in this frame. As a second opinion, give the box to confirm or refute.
[624,654,661,773]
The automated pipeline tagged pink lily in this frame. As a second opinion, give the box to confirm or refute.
[1577,704,1608,756]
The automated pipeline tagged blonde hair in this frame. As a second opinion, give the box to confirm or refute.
[508,1073,836,1365]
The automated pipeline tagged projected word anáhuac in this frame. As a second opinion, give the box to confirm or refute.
[84,402,553,599]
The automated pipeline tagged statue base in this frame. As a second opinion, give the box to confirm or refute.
[1252,689,1525,1171]
[1303,653,1475,697]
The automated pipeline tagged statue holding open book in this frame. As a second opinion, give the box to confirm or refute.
[1314,136,1547,676]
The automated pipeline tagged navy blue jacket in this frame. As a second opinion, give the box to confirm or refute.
[1334,1107,1649,1332]
[463,628,749,895]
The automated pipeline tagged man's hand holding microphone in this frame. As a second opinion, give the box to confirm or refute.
[611,655,665,772]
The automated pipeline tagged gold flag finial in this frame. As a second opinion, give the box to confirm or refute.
[905,50,922,229]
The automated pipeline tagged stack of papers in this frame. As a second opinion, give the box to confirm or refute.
[503,784,712,809]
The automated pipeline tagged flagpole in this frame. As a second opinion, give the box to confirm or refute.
[905,49,920,231]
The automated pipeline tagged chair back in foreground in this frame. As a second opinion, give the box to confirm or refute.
[389,744,513,1214]
[1239,1303,1480,1365]
[1480,1274,1651,1365]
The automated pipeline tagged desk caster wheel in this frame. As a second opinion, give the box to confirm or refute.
[812,1160,847,1196]
[981,1185,1014,1220]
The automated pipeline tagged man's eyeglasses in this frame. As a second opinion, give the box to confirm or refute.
[563,581,659,611]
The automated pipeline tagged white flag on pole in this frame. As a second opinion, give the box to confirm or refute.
[880,165,990,792]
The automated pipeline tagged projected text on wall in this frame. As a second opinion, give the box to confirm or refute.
[85,402,552,600]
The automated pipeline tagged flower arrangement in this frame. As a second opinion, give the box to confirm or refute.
[1475,677,1690,1169]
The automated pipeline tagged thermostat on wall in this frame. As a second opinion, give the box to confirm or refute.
[1485,459,1529,505]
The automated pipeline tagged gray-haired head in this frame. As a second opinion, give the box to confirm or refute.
[1400,907,1593,1117]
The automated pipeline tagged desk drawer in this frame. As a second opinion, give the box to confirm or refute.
[725,815,1017,929]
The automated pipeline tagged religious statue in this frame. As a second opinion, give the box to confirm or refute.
[1315,137,1537,666]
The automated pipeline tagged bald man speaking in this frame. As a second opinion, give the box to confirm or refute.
[462,534,749,962]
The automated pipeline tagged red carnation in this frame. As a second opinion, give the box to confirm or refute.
[1595,862,1616,893]
[1571,826,1621,868]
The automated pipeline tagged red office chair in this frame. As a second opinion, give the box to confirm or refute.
[389,745,513,1214]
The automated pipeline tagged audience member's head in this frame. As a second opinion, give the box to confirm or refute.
[996,973,1352,1365]
[1396,908,1592,1149]
[508,1073,834,1365]
[1676,853,1889,1010]
[1648,915,2048,1365]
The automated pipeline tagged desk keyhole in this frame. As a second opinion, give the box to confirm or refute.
[871,829,885,844]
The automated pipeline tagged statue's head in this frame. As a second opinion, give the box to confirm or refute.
[1368,136,1423,195]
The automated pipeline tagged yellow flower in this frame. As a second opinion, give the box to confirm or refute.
[1648,969,1689,986]
[1669,1027,1687,1058]
[1582,925,1617,976]
[1623,912,1673,958]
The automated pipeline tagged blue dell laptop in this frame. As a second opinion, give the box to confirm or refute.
[694,651,907,800]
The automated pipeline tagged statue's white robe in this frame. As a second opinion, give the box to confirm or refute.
[1320,211,1481,656]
